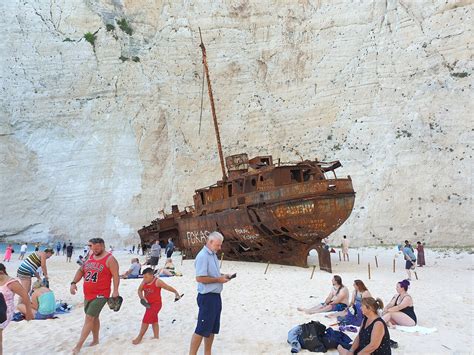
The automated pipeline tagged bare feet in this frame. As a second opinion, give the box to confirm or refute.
[132,337,142,345]
[87,341,99,347]
[72,347,81,355]
[152,336,159,340]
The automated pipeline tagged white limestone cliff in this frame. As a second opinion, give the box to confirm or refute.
[1,0,472,247]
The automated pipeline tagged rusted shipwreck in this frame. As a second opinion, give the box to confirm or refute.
[138,31,355,272]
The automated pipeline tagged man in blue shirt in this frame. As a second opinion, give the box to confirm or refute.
[402,240,416,280]
[189,231,234,355]
[165,238,175,261]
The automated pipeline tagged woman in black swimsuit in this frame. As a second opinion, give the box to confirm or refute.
[382,279,417,328]
[337,297,391,354]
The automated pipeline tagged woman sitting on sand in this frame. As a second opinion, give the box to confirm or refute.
[0,263,34,353]
[327,279,371,319]
[17,280,56,320]
[298,275,349,314]
[158,260,182,277]
[382,279,417,328]
[337,297,391,355]
[120,258,142,279]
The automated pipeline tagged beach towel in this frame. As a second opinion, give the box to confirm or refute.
[395,325,437,334]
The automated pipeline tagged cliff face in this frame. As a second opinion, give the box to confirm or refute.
[1,0,472,247]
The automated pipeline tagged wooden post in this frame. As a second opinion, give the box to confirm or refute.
[392,259,395,273]
[414,271,419,280]
[310,265,316,279]
[220,253,224,268]
[375,256,379,268]
[181,254,185,266]
[368,263,371,280]
[358,253,360,265]
[264,261,270,274]
[338,251,342,261]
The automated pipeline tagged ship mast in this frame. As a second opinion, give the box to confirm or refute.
[199,28,227,181]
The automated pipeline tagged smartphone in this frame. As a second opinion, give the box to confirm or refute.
[174,293,184,302]
[229,273,237,279]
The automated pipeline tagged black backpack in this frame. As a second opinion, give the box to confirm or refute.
[0,293,7,323]
[300,320,327,352]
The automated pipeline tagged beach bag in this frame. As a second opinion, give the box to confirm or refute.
[0,293,7,323]
[300,321,327,352]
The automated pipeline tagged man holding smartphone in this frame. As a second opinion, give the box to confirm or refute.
[189,231,234,355]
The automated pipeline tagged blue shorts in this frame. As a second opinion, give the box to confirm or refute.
[321,302,347,311]
[332,303,348,312]
[35,312,54,320]
[195,293,222,337]
[405,260,414,270]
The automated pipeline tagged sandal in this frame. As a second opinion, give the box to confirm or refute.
[140,299,151,309]
[107,296,123,312]
[339,325,358,333]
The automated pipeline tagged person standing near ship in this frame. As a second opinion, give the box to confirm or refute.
[149,241,161,270]
[165,238,175,261]
[189,232,235,355]
[416,241,425,267]
[341,235,350,261]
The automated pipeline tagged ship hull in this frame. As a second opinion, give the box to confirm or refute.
[179,194,354,268]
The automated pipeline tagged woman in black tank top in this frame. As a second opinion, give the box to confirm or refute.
[382,280,417,328]
[337,297,391,355]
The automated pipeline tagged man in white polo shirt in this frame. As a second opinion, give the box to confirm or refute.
[189,231,234,355]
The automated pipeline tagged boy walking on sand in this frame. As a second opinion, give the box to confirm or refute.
[132,268,181,344]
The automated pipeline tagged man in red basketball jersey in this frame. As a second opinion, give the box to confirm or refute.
[70,238,120,354]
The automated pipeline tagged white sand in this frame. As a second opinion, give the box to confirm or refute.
[2,247,473,354]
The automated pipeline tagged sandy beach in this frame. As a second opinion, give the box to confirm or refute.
[2,246,473,354]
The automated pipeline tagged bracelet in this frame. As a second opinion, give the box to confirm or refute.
[70,281,77,285]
